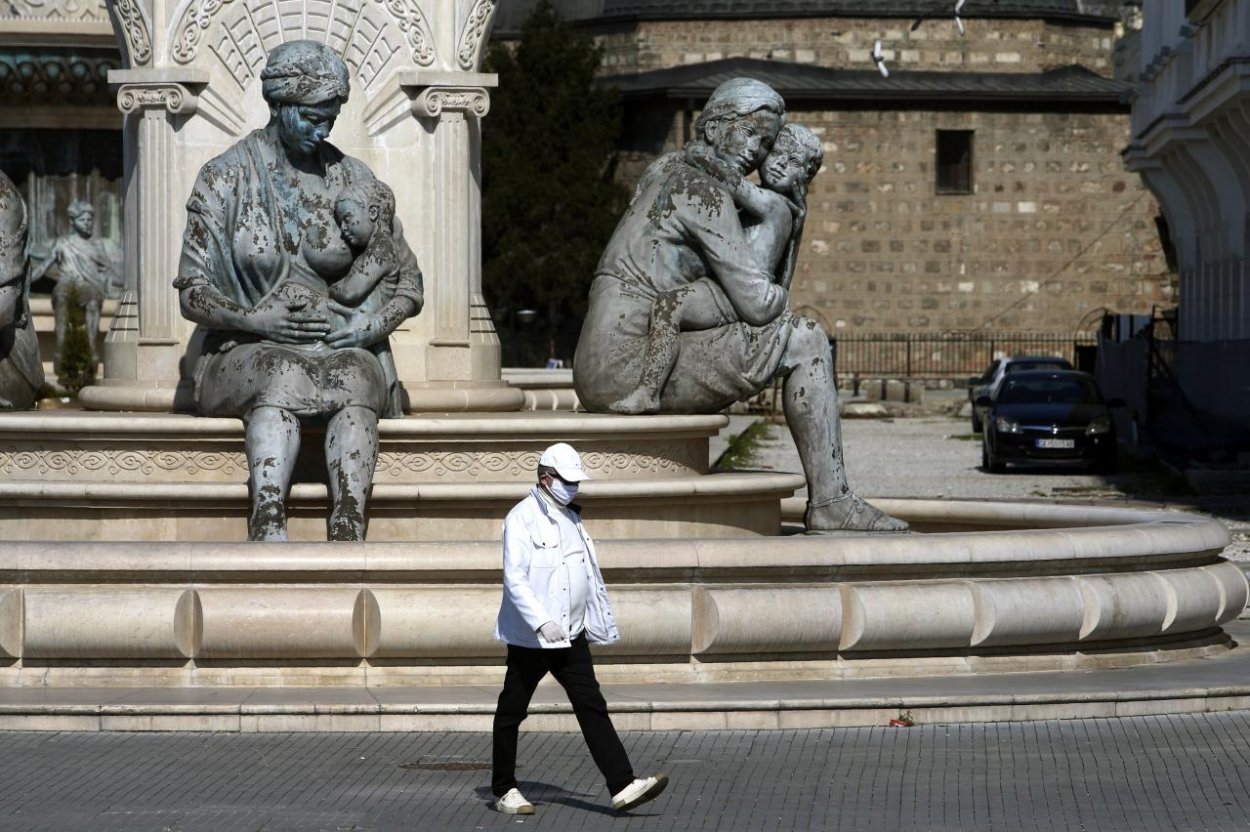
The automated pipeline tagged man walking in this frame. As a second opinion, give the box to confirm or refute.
[491,442,668,815]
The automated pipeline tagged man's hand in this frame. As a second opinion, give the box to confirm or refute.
[538,621,568,643]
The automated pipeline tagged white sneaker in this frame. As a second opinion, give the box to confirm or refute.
[611,773,669,811]
[495,788,534,814]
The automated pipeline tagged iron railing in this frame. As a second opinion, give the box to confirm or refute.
[832,333,1097,380]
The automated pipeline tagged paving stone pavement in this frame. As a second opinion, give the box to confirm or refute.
[5,714,1250,831]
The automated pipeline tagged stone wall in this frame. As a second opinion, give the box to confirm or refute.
[598,17,1118,77]
[787,107,1171,333]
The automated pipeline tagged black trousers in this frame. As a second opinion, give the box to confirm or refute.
[491,633,635,797]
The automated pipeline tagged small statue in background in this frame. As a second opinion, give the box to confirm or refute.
[0,170,45,410]
[29,200,122,367]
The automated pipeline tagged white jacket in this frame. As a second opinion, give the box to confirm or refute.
[493,487,621,649]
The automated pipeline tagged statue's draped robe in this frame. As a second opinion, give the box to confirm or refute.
[49,234,121,302]
[174,129,422,418]
[574,149,794,413]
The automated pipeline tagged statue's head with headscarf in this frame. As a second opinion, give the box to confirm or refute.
[694,78,786,176]
[260,40,351,159]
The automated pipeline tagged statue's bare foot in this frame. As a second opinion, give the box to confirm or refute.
[607,389,660,415]
[805,493,908,533]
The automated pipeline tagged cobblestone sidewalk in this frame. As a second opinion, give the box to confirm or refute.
[5,713,1250,831]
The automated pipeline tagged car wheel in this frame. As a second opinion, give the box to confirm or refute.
[982,439,1004,473]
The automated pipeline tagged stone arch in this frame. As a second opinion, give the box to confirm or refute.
[167,0,437,93]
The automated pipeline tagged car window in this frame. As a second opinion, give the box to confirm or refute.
[998,377,1102,405]
[980,360,1000,382]
[1005,360,1071,374]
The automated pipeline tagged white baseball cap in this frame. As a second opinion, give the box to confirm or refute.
[539,442,590,482]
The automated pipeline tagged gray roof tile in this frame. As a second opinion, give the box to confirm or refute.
[491,0,1121,34]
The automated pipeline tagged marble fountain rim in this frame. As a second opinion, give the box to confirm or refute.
[0,499,1230,578]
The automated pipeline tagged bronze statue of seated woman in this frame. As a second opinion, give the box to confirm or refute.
[174,40,423,541]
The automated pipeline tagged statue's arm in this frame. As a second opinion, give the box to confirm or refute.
[775,180,808,291]
[173,187,254,332]
[678,185,788,327]
[322,216,420,351]
[26,240,57,284]
[371,215,423,335]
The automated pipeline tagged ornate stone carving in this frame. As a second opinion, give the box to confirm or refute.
[411,85,490,119]
[170,0,231,65]
[116,82,199,115]
[0,447,246,478]
[456,0,496,70]
[3,0,107,21]
[172,0,436,73]
[0,49,120,107]
[381,0,436,66]
[374,444,700,480]
[106,0,153,66]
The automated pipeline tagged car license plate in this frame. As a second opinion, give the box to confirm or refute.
[1036,438,1075,449]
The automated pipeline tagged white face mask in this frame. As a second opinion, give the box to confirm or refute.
[546,477,578,505]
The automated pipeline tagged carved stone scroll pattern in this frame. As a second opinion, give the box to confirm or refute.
[0,444,702,482]
[413,86,490,118]
[381,0,435,66]
[171,0,232,65]
[117,83,198,115]
[0,447,247,478]
[375,444,702,481]
[456,0,496,70]
[174,0,431,89]
[108,0,153,65]
[3,0,107,21]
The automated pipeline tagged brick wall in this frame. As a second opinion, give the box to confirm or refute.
[597,17,1118,77]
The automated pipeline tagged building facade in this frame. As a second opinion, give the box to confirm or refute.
[1123,0,1250,432]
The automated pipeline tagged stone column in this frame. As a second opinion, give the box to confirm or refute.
[79,69,205,412]
[393,70,523,412]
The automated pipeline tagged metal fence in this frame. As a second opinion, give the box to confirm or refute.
[832,333,1098,380]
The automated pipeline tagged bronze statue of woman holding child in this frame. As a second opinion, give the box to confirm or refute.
[575,78,906,533]
[175,40,422,541]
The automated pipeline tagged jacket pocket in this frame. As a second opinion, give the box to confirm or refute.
[529,531,561,569]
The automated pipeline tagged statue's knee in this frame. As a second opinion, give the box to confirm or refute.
[791,318,832,359]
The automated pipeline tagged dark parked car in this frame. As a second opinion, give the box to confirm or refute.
[968,355,1074,432]
[977,370,1122,474]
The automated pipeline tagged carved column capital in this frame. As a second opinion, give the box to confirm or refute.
[397,70,498,121]
[110,69,209,118]
[411,86,491,119]
[116,83,199,116]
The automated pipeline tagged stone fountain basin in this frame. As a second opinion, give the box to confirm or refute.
[0,500,1240,688]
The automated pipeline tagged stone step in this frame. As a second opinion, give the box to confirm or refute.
[4,620,1250,732]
